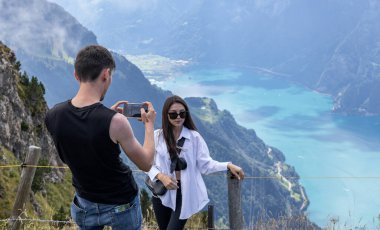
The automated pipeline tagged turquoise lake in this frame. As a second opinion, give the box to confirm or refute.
[152,67,380,227]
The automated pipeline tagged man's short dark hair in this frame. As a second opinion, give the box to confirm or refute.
[74,45,116,82]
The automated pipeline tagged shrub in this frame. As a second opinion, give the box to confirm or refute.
[17,72,46,117]
[21,121,29,131]
[52,206,70,229]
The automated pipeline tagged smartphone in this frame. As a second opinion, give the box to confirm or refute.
[123,103,148,118]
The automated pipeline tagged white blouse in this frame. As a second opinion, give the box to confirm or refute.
[147,127,229,219]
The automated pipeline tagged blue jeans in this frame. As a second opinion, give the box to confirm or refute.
[70,193,142,230]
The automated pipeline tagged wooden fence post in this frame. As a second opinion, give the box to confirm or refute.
[227,170,244,230]
[8,146,41,230]
[208,204,214,230]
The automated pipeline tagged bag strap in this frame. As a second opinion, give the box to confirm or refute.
[170,137,186,173]
[176,137,186,152]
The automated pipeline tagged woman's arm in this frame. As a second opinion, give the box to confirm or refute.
[196,134,244,179]
[195,134,229,174]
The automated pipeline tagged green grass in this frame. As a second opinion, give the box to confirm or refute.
[62,54,74,65]
[291,192,302,202]
[0,145,21,219]
[0,144,74,228]
[192,98,223,124]
[44,172,74,215]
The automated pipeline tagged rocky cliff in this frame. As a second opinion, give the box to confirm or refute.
[0,42,58,165]
[0,42,71,221]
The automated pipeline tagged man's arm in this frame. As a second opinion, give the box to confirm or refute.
[109,101,156,171]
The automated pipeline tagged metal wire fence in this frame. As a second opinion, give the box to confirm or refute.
[2,162,380,229]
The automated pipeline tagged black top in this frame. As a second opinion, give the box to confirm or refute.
[45,100,138,204]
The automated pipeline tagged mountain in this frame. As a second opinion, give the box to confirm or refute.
[0,0,96,105]
[53,0,380,115]
[0,0,317,227]
[0,0,171,139]
[186,97,311,224]
[314,1,380,115]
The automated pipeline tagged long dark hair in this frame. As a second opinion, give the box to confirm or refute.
[162,95,197,158]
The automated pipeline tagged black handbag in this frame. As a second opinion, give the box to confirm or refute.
[144,176,167,196]
[145,137,186,196]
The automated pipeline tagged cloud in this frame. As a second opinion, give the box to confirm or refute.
[49,0,157,28]
[253,0,290,16]
[47,0,102,27]
[0,0,86,58]
[1,2,57,55]
[110,0,158,11]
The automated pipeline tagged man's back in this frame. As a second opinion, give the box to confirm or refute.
[45,100,138,204]
[44,44,155,229]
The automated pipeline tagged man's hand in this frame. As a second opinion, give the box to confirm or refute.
[156,173,179,190]
[227,163,245,180]
[141,101,156,124]
[111,100,128,114]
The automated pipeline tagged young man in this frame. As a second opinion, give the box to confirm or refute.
[45,45,156,229]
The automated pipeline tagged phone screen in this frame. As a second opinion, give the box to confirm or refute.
[123,103,148,118]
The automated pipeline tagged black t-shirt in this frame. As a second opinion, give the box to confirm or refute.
[45,100,138,204]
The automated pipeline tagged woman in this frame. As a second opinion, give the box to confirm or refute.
[147,95,244,230]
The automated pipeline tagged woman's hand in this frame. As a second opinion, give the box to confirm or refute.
[227,163,245,180]
[156,173,179,190]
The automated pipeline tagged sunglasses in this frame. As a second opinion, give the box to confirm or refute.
[168,111,187,119]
